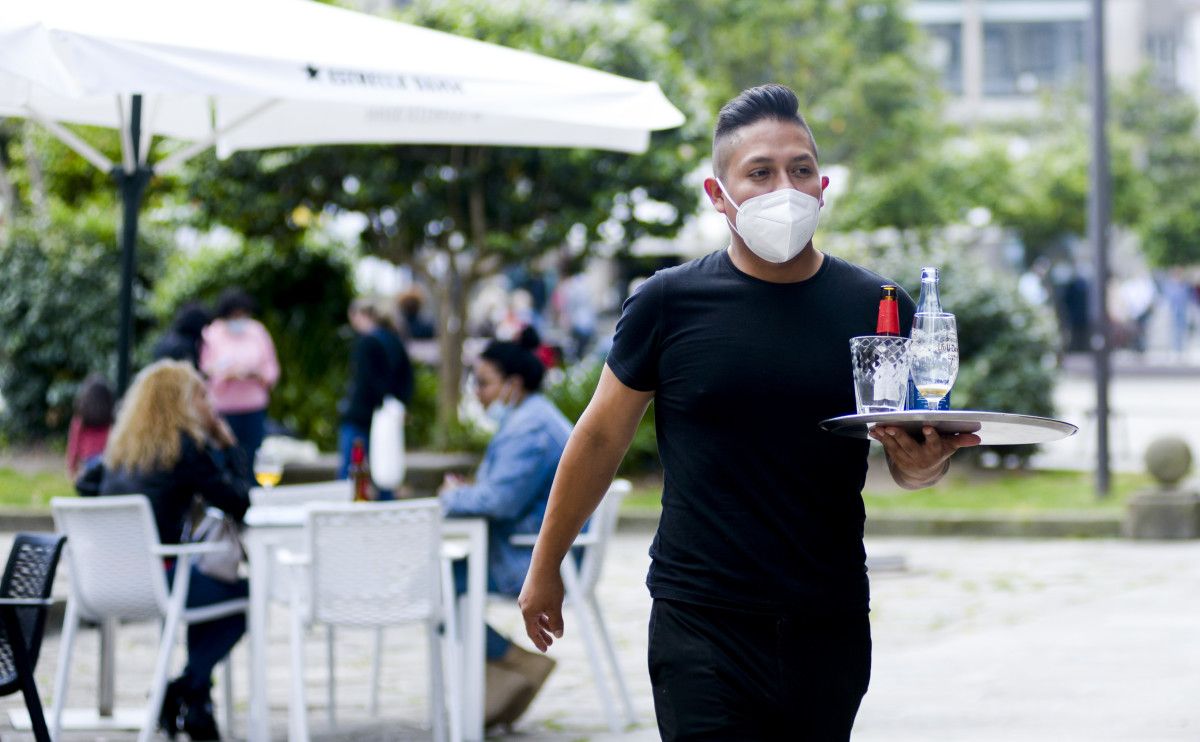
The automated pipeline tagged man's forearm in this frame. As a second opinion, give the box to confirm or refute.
[528,420,629,575]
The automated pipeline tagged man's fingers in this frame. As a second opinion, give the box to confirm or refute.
[538,610,565,639]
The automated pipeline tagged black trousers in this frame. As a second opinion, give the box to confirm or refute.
[648,598,871,741]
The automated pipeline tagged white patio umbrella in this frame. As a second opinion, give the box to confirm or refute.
[0,0,685,392]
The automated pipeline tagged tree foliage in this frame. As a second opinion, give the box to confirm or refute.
[0,202,166,439]
[185,0,708,444]
[1113,72,1200,267]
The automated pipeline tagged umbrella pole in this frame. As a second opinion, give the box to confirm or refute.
[113,96,151,396]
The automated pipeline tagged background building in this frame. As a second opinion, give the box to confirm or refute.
[911,0,1200,120]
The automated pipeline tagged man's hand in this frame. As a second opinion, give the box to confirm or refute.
[870,425,980,490]
[518,566,565,652]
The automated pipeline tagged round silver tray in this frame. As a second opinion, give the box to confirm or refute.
[819,410,1077,446]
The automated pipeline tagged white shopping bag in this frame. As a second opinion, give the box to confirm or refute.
[370,396,406,490]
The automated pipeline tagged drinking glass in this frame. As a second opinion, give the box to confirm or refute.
[850,336,912,414]
[909,312,959,411]
[254,452,283,488]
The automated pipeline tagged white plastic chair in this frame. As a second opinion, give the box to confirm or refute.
[279,500,461,742]
[49,496,248,742]
[508,478,635,733]
[249,479,353,509]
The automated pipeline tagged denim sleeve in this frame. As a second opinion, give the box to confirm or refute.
[441,430,551,520]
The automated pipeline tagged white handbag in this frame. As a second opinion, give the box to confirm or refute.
[370,395,407,490]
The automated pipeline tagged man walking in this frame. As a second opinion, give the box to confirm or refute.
[519,84,980,740]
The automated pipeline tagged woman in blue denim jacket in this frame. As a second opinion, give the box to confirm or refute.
[440,327,571,729]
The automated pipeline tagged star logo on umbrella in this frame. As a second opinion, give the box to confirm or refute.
[305,64,320,80]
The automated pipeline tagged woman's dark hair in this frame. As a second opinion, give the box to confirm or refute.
[215,288,258,319]
[481,326,545,392]
[75,373,115,429]
[172,302,212,339]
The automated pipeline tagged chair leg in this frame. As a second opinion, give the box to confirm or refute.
[220,657,234,738]
[589,593,636,725]
[140,557,193,742]
[369,627,383,717]
[427,620,446,742]
[325,624,336,728]
[288,573,310,742]
[1,606,51,742]
[51,599,80,742]
[562,561,621,733]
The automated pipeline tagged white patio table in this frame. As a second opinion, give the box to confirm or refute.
[242,503,488,741]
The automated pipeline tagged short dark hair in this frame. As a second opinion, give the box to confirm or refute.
[712,84,819,178]
[75,373,115,429]
[481,326,545,392]
[215,288,257,319]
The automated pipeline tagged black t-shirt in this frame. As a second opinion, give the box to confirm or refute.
[607,250,914,616]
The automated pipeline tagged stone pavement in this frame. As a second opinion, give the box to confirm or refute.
[2,528,1199,741]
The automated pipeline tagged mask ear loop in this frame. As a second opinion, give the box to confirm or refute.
[713,176,746,242]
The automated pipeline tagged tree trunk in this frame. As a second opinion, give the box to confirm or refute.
[431,252,474,450]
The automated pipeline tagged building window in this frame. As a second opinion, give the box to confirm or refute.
[925,23,964,95]
[983,20,1084,96]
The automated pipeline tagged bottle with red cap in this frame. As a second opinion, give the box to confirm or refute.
[876,284,901,336]
[349,437,371,502]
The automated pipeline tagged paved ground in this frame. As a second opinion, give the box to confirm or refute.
[3,525,1199,741]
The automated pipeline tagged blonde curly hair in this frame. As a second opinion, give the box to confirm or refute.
[105,360,207,474]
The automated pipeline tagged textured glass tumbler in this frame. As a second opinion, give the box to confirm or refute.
[850,336,912,414]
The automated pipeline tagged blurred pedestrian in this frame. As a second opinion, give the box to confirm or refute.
[1162,268,1194,356]
[153,302,213,369]
[338,298,414,499]
[397,287,436,340]
[199,289,279,467]
[66,373,114,479]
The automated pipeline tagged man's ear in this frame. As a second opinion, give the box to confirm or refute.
[820,175,830,207]
[703,178,726,214]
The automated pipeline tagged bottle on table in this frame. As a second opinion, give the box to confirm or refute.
[908,266,951,410]
[350,437,372,502]
[876,284,901,337]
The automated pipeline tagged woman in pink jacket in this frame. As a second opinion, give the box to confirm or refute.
[199,289,279,468]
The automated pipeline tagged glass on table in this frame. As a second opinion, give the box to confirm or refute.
[908,311,959,411]
[253,451,283,488]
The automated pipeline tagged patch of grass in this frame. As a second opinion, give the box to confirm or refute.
[862,469,1149,513]
[620,469,1152,515]
[0,468,75,509]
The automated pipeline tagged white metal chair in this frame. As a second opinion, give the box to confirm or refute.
[49,496,248,742]
[507,478,635,732]
[279,500,461,742]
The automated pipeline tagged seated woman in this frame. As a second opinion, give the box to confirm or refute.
[100,360,251,741]
[439,327,572,729]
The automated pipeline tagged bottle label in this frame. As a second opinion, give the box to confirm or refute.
[876,302,900,336]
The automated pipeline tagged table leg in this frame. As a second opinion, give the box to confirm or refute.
[247,535,273,742]
[464,522,486,742]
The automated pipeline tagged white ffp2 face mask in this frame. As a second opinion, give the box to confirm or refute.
[715,177,821,264]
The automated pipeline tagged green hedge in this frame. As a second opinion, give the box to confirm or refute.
[544,359,660,475]
[0,203,166,439]
[151,237,355,450]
